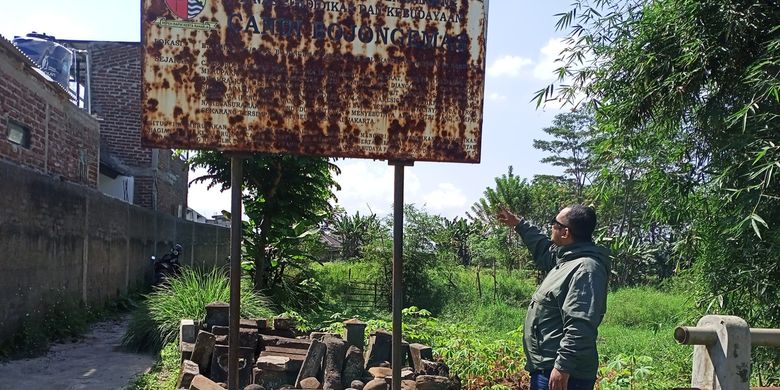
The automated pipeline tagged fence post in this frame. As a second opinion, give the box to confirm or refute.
[683,315,752,390]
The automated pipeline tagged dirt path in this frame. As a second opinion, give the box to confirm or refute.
[0,315,156,390]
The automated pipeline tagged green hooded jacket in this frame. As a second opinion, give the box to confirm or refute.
[514,219,610,380]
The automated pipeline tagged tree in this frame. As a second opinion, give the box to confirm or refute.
[533,108,596,201]
[190,152,340,292]
[467,166,532,224]
[329,210,381,261]
[535,0,780,378]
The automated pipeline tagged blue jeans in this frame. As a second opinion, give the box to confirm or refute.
[530,369,596,390]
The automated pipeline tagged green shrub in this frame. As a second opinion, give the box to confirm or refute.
[122,267,275,352]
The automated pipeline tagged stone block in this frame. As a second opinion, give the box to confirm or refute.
[364,378,388,390]
[209,344,254,388]
[205,302,230,329]
[310,331,342,340]
[273,316,295,330]
[257,355,292,372]
[323,336,347,390]
[300,376,322,389]
[415,376,451,390]
[342,345,366,387]
[175,359,200,389]
[409,344,433,374]
[261,335,312,349]
[254,367,292,389]
[180,341,194,363]
[368,367,392,379]
[190,374,224,390]
[181,319,198,343]
[344,319,367,350]
[212,325,229,336]
[351,380,365,390]
[295,338,326,388]
[191,331,216,374]
[364,330,392,369]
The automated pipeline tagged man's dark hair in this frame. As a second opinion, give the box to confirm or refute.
[564,204,597,242]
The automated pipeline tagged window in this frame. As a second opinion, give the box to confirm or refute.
[7,119,30,148]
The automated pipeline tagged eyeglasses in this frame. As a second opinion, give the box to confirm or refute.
[550,217,569,230]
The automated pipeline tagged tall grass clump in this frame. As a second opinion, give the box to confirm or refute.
[122,267,275,352]
[597,286,699,388]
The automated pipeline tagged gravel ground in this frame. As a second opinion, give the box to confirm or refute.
[0,315,156,390]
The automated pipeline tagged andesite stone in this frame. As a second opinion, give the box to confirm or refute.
[364,330,392,369]
[364,378,389,390]
[350,379,366,390]
[415,375,451,390]
[300,376,322,389]
[401,379,417,390]
[191,331,216,374]
[295,338,326,388]
[190,374,224,390]
[342,345,366,387]
[344,319,367,350]
[323,336,348,390]
[204,302,230,329]
[368,366,392,379]
[180,319,197,343]
[210,344,254,388]
[175,359,200,389]
[257,355,292,372]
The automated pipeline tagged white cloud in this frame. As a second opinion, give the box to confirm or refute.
[422,183,468,212]
[487,55,532,78]
[533,38,567,81]
[486,92,507,102]
[187,167,231,219]
[334,160,421,216]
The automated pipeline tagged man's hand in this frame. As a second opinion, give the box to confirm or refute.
[496,208,521,227]
[549,368,570,390]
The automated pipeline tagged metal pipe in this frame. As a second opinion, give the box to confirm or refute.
[675,326,718,346]
[391,162,404,390]
[750,328,780,347]
[675,326,780,347]
[85,49,92,114]
[228,155,243,390]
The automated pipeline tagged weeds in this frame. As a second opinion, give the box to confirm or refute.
[121,267,275,353]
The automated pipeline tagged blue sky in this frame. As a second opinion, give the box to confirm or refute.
[0,1,570,219]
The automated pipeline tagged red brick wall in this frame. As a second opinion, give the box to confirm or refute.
[0,38,99,187]
[87,42,187,215]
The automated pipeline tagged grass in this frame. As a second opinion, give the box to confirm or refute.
[125,342,181,390]
[122,267,275,353]
[126,262,704,390]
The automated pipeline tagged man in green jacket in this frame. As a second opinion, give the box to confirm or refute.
[497,205,610,390]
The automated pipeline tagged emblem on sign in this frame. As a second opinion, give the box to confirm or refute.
[155,0,217,31]
[164,0,206,20]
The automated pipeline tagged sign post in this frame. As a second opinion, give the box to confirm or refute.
[390,160,412,390]
[141,1,489,388]
[228,155,243,390]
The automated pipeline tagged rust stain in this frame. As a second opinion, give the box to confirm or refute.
[141,0,487,162]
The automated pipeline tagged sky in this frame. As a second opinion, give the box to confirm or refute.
[0,1,570,220]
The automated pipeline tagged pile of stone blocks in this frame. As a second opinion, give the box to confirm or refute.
[175,302,459,390]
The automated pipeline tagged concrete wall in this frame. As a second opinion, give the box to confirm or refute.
[0,159,230,343]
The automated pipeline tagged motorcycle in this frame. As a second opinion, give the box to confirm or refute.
[151,244,183,285]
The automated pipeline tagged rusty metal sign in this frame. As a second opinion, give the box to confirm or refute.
[141,0,487,163]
